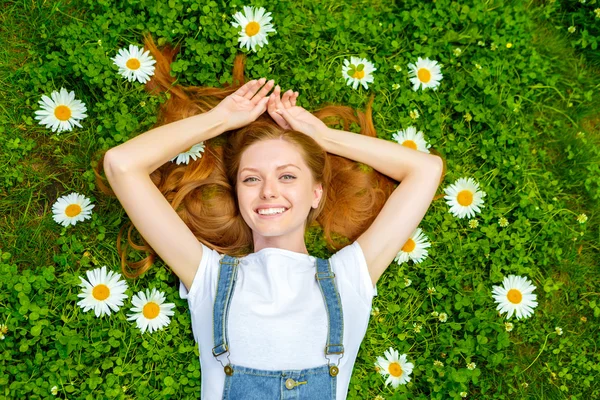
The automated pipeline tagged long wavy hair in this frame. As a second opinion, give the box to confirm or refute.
[94,34,447,279]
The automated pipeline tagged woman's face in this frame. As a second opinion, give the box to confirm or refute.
[236,139,322,240]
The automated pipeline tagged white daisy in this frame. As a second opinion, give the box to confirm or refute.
[127,288,175,334]
[77,266,128,318]
[491,275,538,320]
[392,126,431,153]
[342,56,377,90]
[394,227,431,264]
[438,312,448,322]
[231,6,276,52]
[443,177,486,219]
[112,44,156,84]
[34,87,87,133]
[407,57,443,91]
[374,347,414,388]
[52,192,95,227]
[170,142,205,165]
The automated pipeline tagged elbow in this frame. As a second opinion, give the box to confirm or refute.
[431,155,445,184]
[103,150,129,177]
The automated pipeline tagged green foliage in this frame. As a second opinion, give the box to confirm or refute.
[1,0,599,399]
[539,0,600,67]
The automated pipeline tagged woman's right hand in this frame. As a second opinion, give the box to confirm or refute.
[211,78,275,131]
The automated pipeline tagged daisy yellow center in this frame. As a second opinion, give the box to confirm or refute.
[389,362,403,377]
[507,289,523,304]
[352,70,365,79]
[126,58,141,70]
[245,22,260,37]
[457,190,473,206]
[65,203,82,217]
[417,68,431,83]
[92,284,110,301]
[143,302,160,319]
[402,140,417,150]
[54,105,72,121]
[402,238,416,252]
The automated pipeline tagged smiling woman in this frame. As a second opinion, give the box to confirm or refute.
[93,34,432,276]
[94,34,445,400]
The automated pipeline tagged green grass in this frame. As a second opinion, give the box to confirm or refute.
[1,0,599,399]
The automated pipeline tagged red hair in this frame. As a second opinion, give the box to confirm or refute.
[94,34,447,279]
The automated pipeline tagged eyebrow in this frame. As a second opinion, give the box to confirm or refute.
[240,164,301,174]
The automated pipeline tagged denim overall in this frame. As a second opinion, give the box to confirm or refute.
[212,254,345,400]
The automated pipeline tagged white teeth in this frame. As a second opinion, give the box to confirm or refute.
[257,207,287,215]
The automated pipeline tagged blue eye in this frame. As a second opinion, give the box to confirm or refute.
[243,175,296,183]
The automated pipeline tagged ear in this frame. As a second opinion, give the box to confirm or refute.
[312,183,323,209]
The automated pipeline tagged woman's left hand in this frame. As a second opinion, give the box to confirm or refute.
[211,78,275,131]
[267,85,329,146]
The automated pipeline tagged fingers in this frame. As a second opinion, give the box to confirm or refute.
[251,79,275,105]
[252,96,270,118]
[282,89,294,109]
[268,91,290,128]
[291,91,299,107]
[233,78,264,98]
[274,106,297,131]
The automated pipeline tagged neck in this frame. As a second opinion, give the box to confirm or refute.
[252,230,309,254]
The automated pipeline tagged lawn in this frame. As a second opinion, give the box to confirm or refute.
[0,0,599,399]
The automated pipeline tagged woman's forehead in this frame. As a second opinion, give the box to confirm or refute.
[239,140,305,170]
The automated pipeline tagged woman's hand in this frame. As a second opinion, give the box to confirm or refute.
[267,85,329,146]
[211,78,274,131]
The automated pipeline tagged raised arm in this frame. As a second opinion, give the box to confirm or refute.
[319,127,443,286]
[104,78,275,289]
[271,91,443,287]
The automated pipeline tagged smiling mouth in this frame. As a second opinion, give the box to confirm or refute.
[255,207,289,216]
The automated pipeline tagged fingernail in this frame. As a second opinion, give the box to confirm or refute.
[275,85,280,91]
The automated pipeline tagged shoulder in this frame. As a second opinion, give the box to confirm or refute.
[329,241,377,299]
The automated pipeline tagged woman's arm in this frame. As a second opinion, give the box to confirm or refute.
[105,78,274,175]
[320,127,443,287]
[272,93,443,287]
[105,109,228,175]
[317,126,440,182]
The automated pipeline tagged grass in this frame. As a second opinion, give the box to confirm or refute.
[1,0,599,399]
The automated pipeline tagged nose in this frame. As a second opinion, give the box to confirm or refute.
[260,178,279,199]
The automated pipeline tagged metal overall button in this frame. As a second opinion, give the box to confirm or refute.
[285,378,307,390]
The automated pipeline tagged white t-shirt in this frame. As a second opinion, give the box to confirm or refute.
[179,241,378,400]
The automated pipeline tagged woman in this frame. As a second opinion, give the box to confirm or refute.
[99,36,444,399]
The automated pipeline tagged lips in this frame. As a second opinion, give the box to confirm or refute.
[255,206,290,217]
[254,205,289,213]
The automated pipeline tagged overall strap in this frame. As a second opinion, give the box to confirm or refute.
[315,257,345,376]
[212,254,239,375]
